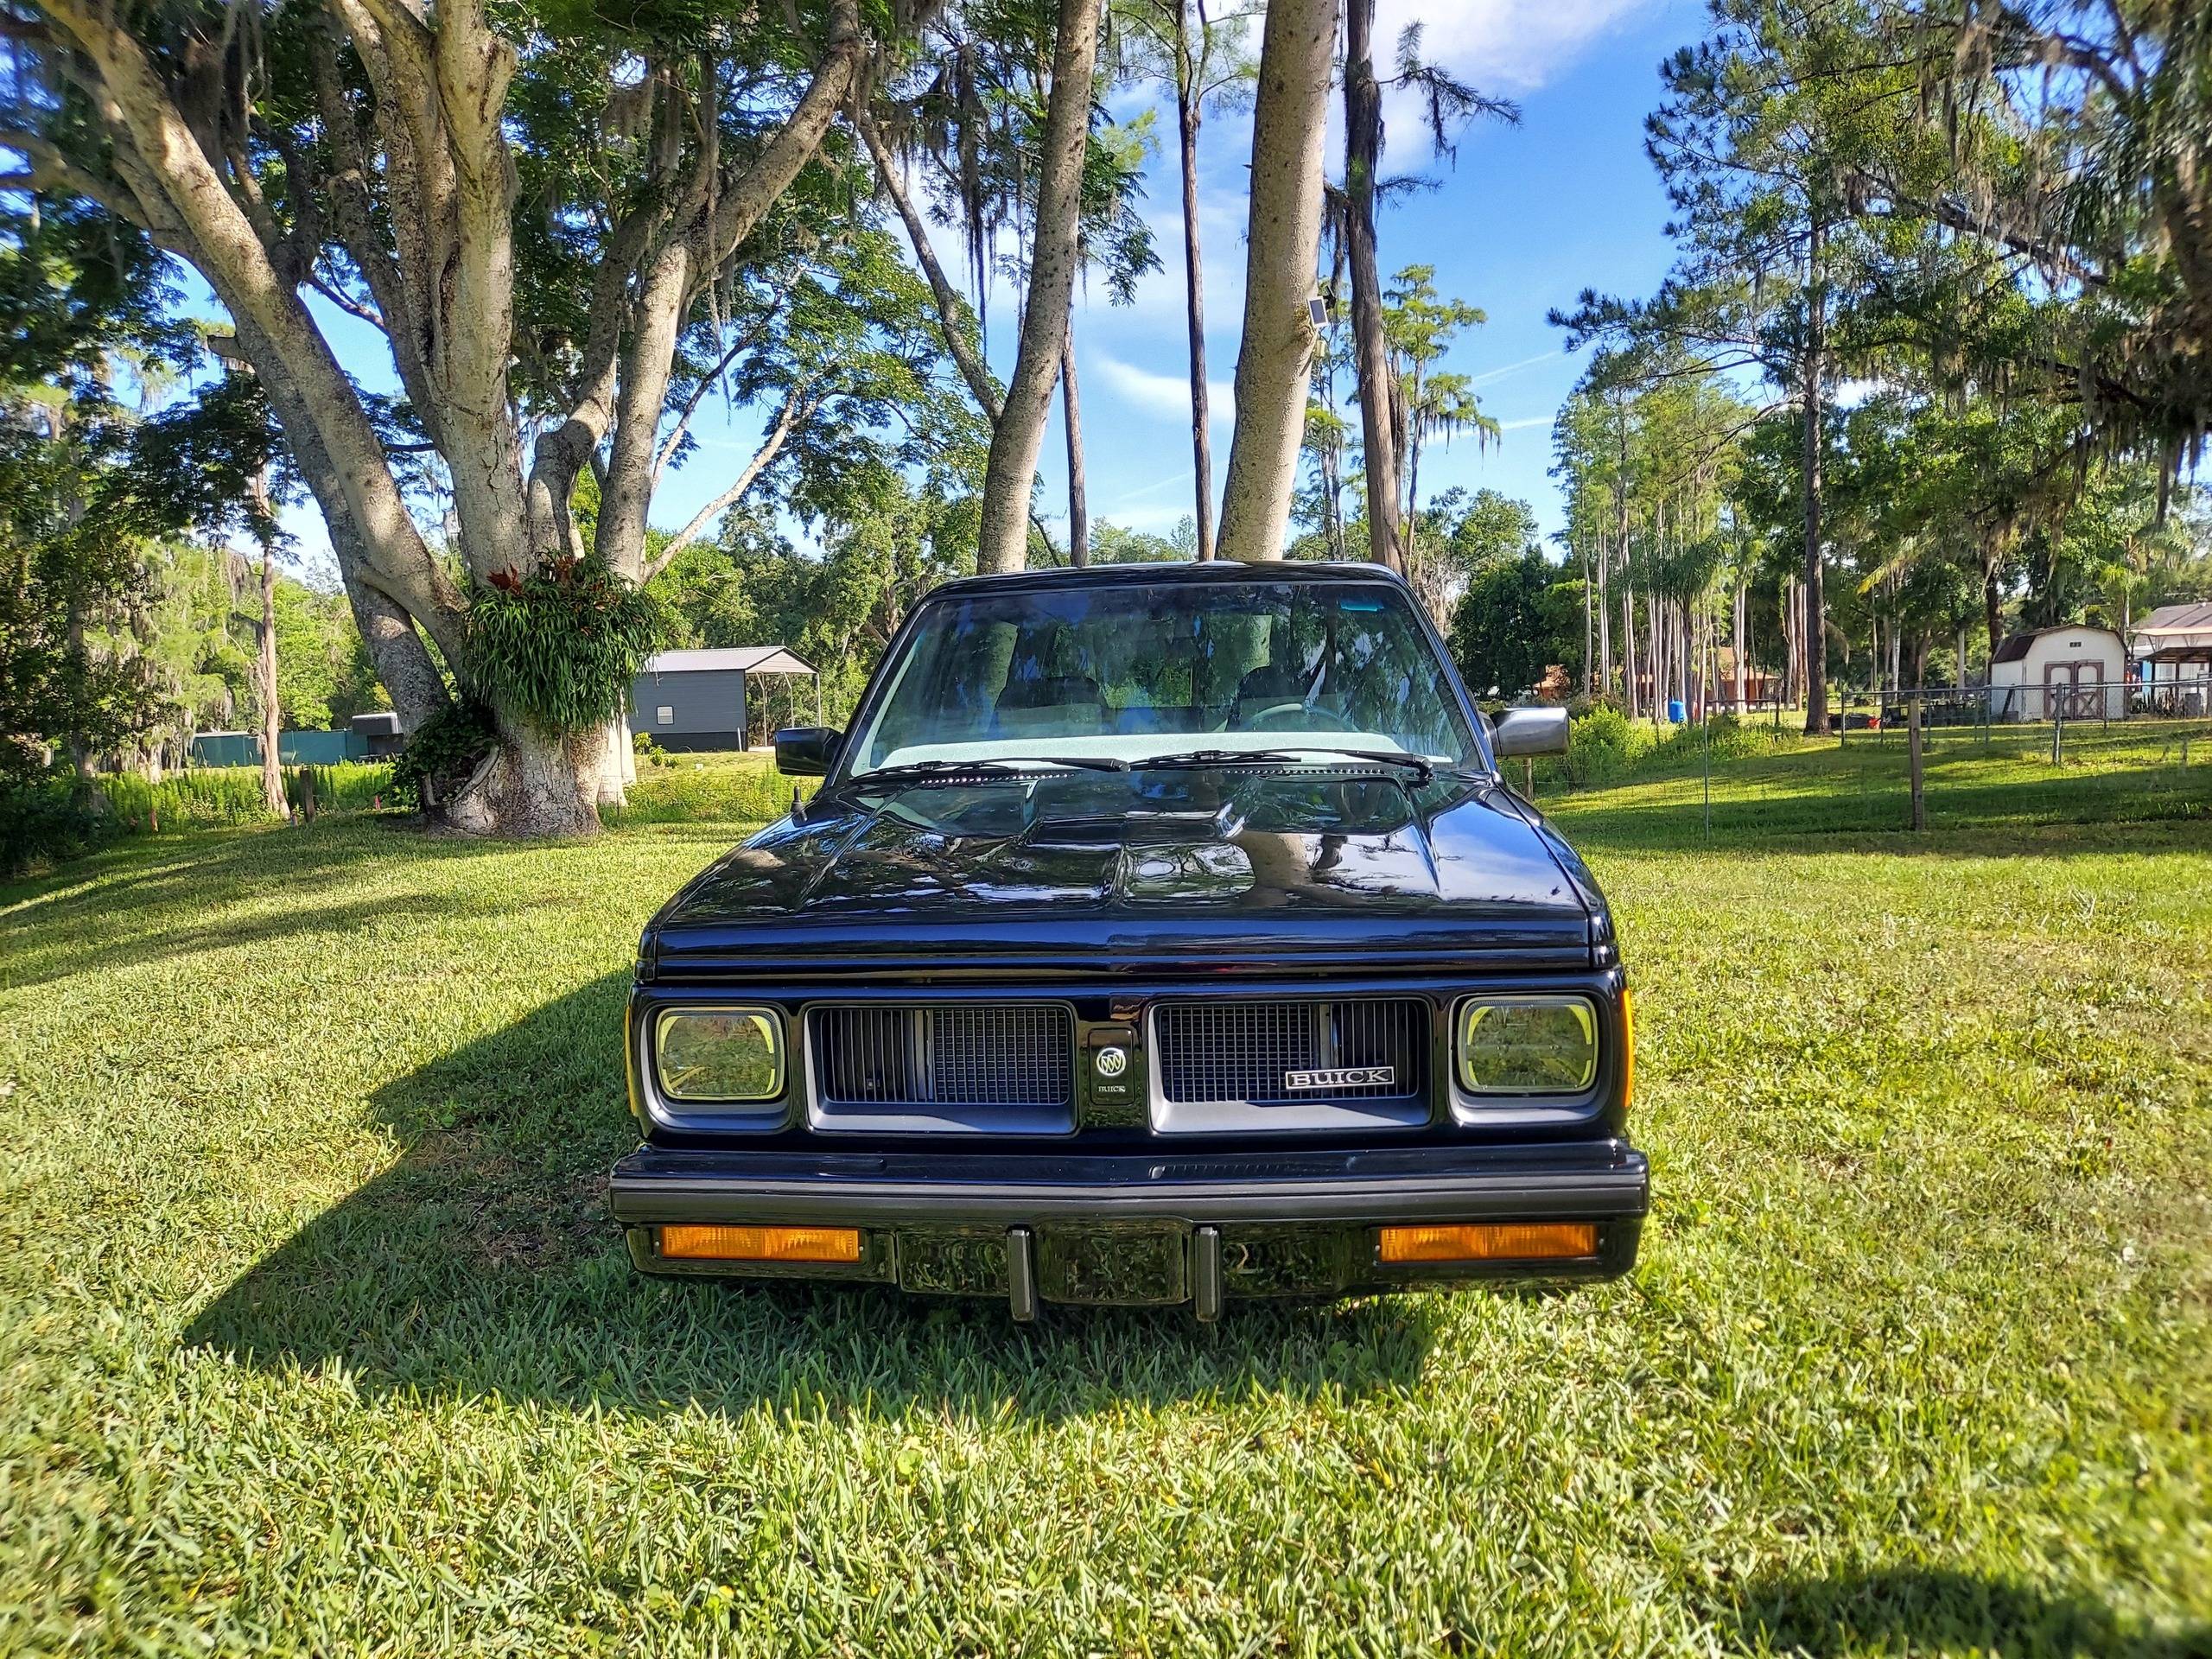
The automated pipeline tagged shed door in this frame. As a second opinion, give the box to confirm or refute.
[2044,659,2098,720]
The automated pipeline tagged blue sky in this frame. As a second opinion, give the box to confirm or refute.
[999,0,1705,551]
[268,0,1707,577]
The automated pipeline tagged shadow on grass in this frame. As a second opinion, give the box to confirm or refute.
[0,817,754,988]
[183,969,1438,1420]
[1719,1567,2211,1659]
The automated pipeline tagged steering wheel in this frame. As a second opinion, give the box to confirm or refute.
[1245,701,1355,733]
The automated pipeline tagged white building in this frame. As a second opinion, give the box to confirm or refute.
[1986,626,2127,721]
[2131,601,2212,715]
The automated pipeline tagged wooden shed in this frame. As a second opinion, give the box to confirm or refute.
[1986,626,2126,721]
[629,647,817,752]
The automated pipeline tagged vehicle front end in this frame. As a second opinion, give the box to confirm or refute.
[607,563,1648,1318]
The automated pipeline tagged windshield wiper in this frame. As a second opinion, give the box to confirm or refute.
[1136,747,1436,785]
[845,755,1130,790]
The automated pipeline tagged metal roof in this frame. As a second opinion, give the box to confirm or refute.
[2133,600,2212,659]
[1990,625,2123,664]
[638,647,815,677]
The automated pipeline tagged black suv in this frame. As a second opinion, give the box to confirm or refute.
[610,561,1646,1318]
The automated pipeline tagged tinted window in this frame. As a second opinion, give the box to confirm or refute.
[847,580,1478,773]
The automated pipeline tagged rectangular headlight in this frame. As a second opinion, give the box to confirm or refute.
[1457,996,1599,1094]
[654,1008,785,1102]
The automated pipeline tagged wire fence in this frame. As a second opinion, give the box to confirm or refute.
[1529,682,2212,847]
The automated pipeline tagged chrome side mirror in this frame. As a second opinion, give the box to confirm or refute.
[1491,706,1570,757]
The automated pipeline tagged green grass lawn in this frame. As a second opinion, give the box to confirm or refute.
[2,751,2208,1656]
[1535,715,2212,848]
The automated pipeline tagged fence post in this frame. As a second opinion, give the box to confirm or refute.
[2052,707,2064,766]
[1908,694,1925,831]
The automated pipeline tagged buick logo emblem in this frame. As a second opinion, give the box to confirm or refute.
[1283,1065,1394,1090]
[1094,1046,1129,1078]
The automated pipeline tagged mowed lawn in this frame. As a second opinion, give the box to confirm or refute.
[2,754,2209,1656]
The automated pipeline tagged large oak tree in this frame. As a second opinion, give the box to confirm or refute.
[3,0,936,834]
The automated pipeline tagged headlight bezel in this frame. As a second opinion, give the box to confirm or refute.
[1452,993,1602,1098]
[651,1006,788,1104]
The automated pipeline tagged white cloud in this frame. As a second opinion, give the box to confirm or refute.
[1376,0,1662,94]
[1093,351,1233,427]
[1496,415,1552,431]
[1468,349,1564,387]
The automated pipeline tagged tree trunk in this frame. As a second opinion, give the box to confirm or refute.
[1321,443,1346,562]
[1173,10,1217,562]
[590,717,631,808]
[1648,589,1662,727]
[976,0,1103,575]
[1583,542,1595,696]
[1063,321,1090,567]
[1622,584,1638,720]
[1597,526,1611,697]
[257,531,285,818]
[1342,0,1401,573]
[448,717,607,839]
[1802,215,1830,736]
[1732,583,1747,714]
[1217,0,1338,563]
[1402,395,1426,597]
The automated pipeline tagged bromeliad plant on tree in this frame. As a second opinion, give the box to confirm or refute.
[442,557,667,831]
[468,556,669,740]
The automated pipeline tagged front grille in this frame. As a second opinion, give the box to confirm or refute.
[1155,999,1427,1106]
[811,1004,1073,1110]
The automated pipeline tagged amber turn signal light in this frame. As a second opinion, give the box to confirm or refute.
[1377,1222,1599,1264]
[1620,986,1636,1110]
[658,1224,861,1263]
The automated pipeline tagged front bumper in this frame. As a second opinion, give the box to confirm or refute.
[608,1141,1648,1317]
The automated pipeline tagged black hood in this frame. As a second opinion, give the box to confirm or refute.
[645,767,1606,980]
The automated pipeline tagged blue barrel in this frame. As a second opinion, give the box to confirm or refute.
[1667,698,1685,724]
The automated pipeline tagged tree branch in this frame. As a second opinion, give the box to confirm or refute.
[691,0,866,276]
[857,105,1003,422]
[39,0,455,632]
[642,385,810,581]
[654,323,760,485]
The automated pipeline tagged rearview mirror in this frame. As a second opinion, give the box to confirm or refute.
[774,726,842,776]
[1491,707,1569,758]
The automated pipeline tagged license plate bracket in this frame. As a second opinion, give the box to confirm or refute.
[1035,1223,1189,1305]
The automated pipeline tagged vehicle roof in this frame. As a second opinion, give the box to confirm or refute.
[928,559,1410,600]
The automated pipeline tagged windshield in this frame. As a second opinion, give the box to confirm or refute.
[843,578,1481,777]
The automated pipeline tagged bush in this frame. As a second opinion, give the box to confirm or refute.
[99,764,399,831]
[605,756,812,825]
[1547,704,1648,787]
[0,785,120,880]
[105,768,270,830]
[388,702,496,813]
[287,763,396,817]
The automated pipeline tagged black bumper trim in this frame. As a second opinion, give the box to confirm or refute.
[607,1141,1649,1228]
